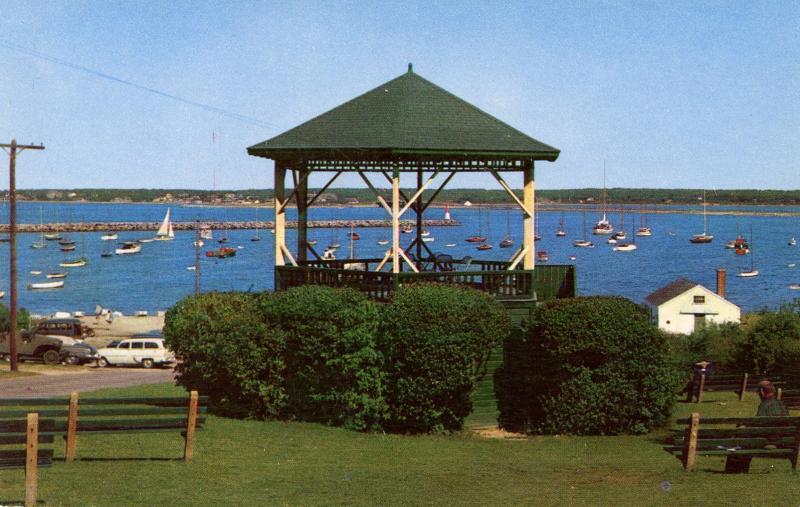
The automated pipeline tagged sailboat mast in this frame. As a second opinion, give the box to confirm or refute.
[703,190,708,234]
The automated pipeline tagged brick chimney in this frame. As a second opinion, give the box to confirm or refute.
[716,268,726,298]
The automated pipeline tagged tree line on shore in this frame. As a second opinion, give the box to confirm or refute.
[3,187,800,206]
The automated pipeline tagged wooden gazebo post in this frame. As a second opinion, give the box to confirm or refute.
[274,162,285,268]
[524,162,535,269]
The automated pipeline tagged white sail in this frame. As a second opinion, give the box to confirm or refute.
[155,208,175,240]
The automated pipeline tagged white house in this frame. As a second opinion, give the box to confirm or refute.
[644,276,740,334]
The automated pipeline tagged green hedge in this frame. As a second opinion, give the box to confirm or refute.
[165,284,507,433]
[379,284,510,433]
[258,286,385,430]
[0,304,30,333]
[496,297,681,435]
[163,292,287,418]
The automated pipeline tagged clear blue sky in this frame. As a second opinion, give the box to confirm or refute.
[1,1,798,191]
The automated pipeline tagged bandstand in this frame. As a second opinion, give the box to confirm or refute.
[247,65,575,320]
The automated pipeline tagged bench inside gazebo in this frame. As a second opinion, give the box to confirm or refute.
[247,64,575,319]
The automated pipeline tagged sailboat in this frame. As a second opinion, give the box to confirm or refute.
[466,205,488,243]
[44,208,62,240]
[476,205,492,250]
[737,226,759,277]
[155,208,175,241]
[574,207,594,248]
[115,240,142,255]
[60,232,88,267]
[31,206,47,249]
[612,205,627,240]
[635,205,652,236]
[556,212,567,237]
[612,225,638,252]
[789,238,797,246]
[499,210,514,248]
[690,190,714,243]
[593,164,613,235]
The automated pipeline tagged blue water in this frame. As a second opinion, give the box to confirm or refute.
[1,202,799,315]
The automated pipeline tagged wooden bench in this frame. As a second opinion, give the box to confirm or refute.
[665,412,800,471]
[0,391,207,461]
[685,373,786,403]
[0,414,54,507]
[778,388,800,410]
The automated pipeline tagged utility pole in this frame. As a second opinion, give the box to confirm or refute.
[1,140,45,372]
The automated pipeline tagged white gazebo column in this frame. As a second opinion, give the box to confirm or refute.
[391,166,400,273]
[523,162,535,269]
[274,161,286,267]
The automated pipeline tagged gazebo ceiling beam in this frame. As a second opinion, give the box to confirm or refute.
[357,171,393,216]
[299,158,532,172]
[306,170,342,208]
[419,171,455,213]
[490,170,531,217]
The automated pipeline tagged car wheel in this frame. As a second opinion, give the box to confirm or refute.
[42,349,60,366]
[0,353,7,361]
[64,355,81,366]
[141,358,154,369]
[97,357,109,368]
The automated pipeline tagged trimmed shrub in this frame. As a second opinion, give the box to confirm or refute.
[666,321,744,371]
[496,296,681,435]
[378,284,510,433]
[163,292,287,418]
[258,286,386,430]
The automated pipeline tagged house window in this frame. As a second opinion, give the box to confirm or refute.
[693,295,705,304]
[694,314,706,330]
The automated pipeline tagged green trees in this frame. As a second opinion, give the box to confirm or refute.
[496,297,681,435]
[0,304,30,333]
[164,284,509,433]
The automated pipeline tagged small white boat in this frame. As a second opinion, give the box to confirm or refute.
[28,280,64,290]
[446,243,456,247]
[116,242,142,255]
[187,266,196,271]
[789,284,800,290]
[154,208,175,241]
[422,237,435,243]
[607,238,617,244]
[789,263,797,268]
[307,239,317,246]
[790,238,797,246]
[200,228,213,240]
[573,239,594,248]
[569,256,577,261]
[60,257,87,268]
[635,227,652,237]
[737,270,759,278]
[44,233,61,241]
[47,272,67,279]
[613,243,637,252]
[30,270,42,275]
[421,230,431,237]
[377,240,389,246]
[138,238,155,244]
[101,233,119,241]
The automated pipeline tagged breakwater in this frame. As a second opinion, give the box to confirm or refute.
[0,219,460,233]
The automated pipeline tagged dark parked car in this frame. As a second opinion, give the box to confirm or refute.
[0,318,96,365]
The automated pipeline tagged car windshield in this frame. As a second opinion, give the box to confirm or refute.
[107,340,120,348]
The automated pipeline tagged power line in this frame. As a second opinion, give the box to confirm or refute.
[0,40,281,131]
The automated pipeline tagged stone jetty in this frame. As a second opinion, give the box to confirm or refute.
[0,219,460,234]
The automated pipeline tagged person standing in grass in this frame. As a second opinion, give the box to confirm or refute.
[725,379,789,473]
[756,380,789,417]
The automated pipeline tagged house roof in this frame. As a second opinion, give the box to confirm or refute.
[247,65,560,164]
[644,278,701,306]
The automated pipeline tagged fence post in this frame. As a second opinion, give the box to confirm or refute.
[184,390,199,462]
[684,412,700,472]
[25,413,38,507]
[793,423,800,470]
[739,373,749,401]
[777,387,782,401]
[696,374,706,404]
[65,390,79,461]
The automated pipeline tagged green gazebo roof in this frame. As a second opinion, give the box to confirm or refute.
[247,65,560,164]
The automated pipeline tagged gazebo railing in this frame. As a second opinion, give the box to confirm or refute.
[275,261,575,302]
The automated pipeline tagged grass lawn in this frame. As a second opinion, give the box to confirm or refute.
[1,384,798,506]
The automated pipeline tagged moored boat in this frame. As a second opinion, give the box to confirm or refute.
[537,250,549,262]
[59,257,87,268]
[115,241,142,255]
[101,233,119,241]
[612,243,637,252]
[46,272,67,279]
[205,247,237,258]
[28,280,64,290]
[690,191,713,244]
[499,237,514,248]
